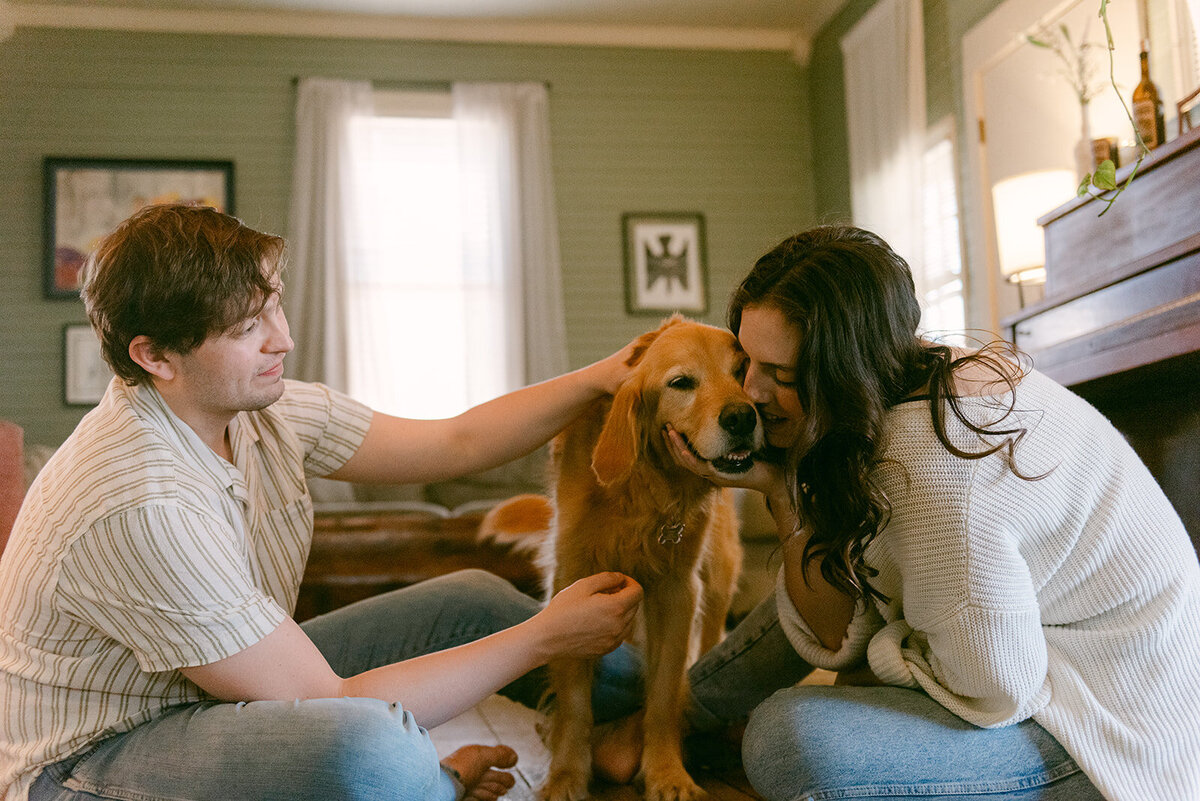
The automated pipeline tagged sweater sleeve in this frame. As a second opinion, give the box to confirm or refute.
[775,566,883,671]
[867,428,1052,728]
[867,604,1051,728]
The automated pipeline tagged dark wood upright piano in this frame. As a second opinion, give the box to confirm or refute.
[1002,125,1200,552]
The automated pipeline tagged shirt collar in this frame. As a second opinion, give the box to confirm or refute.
[117,380,249,501]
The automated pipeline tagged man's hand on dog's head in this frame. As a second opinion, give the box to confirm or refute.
[662,424,783,497]
[589,339,642,395]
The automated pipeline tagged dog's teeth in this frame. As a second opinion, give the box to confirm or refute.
[710,449,755,475]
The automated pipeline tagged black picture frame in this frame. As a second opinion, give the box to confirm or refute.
[43,157,235,299]
[62,323,114,406]
[621,212,707,315]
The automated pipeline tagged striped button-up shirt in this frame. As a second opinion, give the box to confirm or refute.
[0,378,372,801]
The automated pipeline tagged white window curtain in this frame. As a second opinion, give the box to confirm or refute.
[284,78,567,404]
[452,82,568,388]
[284,77,372,390]
[841,0,931,322]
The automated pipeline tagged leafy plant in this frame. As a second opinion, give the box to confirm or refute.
[1085,0,1149,214]
[1025,19,1107,106]
[1025,0,1149,215]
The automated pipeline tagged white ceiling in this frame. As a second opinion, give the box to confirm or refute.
[2,0,850,56]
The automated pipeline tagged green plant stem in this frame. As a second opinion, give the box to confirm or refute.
[1088,0,1147,215]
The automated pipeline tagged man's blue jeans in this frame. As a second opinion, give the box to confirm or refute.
[29,569,641,801]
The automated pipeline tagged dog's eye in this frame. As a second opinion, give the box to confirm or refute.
[667,375,696,391]
[733,359,748,382]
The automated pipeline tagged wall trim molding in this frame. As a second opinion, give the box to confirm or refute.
[4,1,802,52]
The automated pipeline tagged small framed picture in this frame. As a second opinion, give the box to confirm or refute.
[43,157,235,299]
[63,324,114,406]
[622,212,708,315]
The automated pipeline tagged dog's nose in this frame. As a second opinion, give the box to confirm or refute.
[719,403,757,436]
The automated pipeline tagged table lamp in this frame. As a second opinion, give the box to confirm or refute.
[991,169,1076,307]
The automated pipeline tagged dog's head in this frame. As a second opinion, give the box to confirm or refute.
[592,315,763,486]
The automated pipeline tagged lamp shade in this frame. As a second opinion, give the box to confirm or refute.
[991,169,1075,281]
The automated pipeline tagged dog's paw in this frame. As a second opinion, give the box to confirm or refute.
[644,769,708,801]
[539,769,590,801]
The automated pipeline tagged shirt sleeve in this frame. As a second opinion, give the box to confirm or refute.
[56,503,287,674]
[273,380,373,478]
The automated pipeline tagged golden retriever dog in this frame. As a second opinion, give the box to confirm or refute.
[479,315,763,801]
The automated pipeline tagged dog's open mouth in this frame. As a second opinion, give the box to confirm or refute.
[678,432,756,475]
[711,450,755,474]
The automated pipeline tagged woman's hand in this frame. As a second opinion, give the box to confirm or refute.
[527,572,643,662]
[662,424,784,496]
[663,425,802,542]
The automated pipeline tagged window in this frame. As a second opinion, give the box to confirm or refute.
[918,118,966,341]
[344,91,508,420]
[842,0,970,340]
[1169,0,1200,100]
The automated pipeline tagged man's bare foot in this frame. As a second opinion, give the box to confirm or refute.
[591,712,643,785]
[442,744,519,801]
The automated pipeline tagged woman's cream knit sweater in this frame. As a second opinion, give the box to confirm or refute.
[776,369,1200,801]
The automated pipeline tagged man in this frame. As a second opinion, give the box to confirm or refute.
[0,204,643,801]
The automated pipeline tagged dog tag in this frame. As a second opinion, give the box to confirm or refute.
[658,520,685,545]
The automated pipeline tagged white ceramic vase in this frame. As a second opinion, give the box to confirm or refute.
[1074,99,1093,182]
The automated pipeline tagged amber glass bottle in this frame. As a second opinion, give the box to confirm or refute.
[1132,40,1166,149]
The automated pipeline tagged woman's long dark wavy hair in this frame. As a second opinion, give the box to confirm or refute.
[730,225,1034,603]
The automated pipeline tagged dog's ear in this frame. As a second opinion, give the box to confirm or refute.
[595,316,681,485]
[592,380,642,486]
[624,314,684,369]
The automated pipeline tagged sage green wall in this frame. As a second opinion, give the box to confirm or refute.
[807,0,1004,221]
[0,28,812,446]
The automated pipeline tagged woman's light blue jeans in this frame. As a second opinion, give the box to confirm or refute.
[29,569,642,801]
[686,595,1104,801]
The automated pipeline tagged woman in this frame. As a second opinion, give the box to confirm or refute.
[669,225,1200,801]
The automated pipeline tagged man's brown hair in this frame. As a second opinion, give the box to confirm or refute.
[81,204,285,385]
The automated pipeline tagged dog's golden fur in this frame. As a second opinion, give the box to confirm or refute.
[480,315,763,801]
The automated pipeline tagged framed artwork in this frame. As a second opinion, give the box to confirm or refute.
[621,212,707,315]
[63,324,113,406]
[43,157,235,299]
